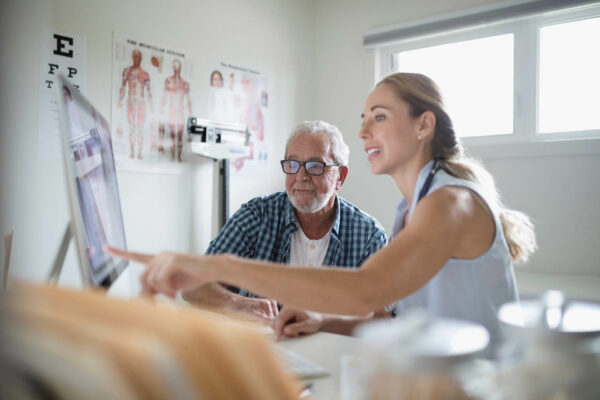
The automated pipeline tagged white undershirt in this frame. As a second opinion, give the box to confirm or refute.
[289,228,330,267]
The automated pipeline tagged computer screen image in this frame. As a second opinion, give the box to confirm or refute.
[57,75,128,287]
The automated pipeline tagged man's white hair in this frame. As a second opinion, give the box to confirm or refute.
[284,120,350,165]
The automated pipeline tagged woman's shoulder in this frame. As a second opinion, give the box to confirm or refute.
[429,170,494,211]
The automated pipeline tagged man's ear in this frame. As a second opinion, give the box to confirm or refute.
[418,111,436,140]
[336,166,349,190]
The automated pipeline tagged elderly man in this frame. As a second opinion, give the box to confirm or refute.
[183,120,387,336]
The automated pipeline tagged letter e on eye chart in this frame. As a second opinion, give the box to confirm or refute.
[38,29,87,160]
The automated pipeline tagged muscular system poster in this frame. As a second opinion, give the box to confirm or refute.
[112,34,194,174]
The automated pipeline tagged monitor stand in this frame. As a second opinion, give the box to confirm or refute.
[46,222,120,289]
[47,223,72,284]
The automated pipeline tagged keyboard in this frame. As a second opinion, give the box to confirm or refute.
[276,346,330,379]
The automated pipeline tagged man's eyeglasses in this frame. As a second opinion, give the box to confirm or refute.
[280,160,340,176]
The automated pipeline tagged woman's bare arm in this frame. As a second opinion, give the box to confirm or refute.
[109,186,492,316]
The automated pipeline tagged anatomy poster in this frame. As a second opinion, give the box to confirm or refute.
[208,63,269,175]
[112,34,194,174]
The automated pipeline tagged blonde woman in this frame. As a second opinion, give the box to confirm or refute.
[109,73,536,351]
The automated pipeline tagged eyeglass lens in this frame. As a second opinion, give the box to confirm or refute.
[282,160,325,175]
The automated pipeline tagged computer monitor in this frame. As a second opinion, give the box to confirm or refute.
[56,75,128,287]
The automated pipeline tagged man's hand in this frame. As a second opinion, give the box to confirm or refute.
[273,306,324,340]
[225,297,278,324]
[183,283,277,325]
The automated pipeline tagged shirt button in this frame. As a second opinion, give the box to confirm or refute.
[310,244,315,250]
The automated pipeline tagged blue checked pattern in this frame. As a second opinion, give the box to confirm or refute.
[206,192,387,297]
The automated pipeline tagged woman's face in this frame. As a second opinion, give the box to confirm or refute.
[359,84,422,177]
[211,73,223,88]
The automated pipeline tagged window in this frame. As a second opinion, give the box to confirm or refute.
[370,2,600,147]
[394,34,513,138]
[539,16,600,134]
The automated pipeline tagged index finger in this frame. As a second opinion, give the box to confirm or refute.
[105,246,153,264]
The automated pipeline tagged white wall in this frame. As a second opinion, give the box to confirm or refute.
[0,0,315,287]
[312,0,600,300]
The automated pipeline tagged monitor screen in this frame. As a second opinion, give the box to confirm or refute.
[57,75,128,287]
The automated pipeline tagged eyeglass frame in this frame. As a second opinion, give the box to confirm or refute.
[280,159,340,176]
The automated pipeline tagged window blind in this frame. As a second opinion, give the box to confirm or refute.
[363,0,598,48]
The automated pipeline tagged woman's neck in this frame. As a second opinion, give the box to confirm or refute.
[391,156,433,207]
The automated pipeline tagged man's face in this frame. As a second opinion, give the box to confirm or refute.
[284,133,341,214]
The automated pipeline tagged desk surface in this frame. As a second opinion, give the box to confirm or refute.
[278,331,363,400]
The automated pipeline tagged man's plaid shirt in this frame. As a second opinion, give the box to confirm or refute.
[206,192,387,297]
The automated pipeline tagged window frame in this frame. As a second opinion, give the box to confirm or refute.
[373,3,600,157]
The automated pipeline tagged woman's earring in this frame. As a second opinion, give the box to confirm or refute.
[417,135,422,141]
